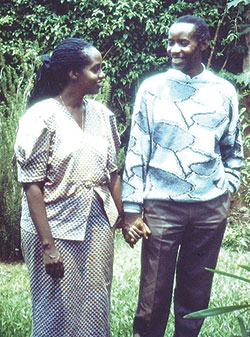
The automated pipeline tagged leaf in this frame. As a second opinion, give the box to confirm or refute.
[0,16,12,25]
[234,72,250,88]
[239,265,250,272]
[237,316,248,337]
[184,304,250,319]
[205,268,250,284]
[227,0,246,10]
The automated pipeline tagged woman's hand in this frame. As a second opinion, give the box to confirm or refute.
[43,244,64,280]
[122,213,151,248]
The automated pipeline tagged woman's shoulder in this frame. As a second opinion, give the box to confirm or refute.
[86,99,114,117]
[20,98,59,126]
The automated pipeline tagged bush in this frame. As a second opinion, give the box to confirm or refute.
[1,0,248,119]
[223,206,250,252]
[0,47,37,260]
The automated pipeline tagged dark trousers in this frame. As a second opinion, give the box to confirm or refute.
[133,193,231,337]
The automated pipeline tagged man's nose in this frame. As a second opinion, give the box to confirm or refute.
[171,43,181,54]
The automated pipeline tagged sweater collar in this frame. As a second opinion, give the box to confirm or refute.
[167,64,207,81]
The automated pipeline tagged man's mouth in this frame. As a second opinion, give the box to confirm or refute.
[171,57,184,63]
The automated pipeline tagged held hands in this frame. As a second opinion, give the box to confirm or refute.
[43,244,64,280]
[122,213,151,248]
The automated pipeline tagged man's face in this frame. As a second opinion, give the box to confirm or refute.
[167,22,207,78]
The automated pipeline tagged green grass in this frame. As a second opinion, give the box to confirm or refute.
[0,232,249,337]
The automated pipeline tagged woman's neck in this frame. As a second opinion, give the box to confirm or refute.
[58,89,85,109]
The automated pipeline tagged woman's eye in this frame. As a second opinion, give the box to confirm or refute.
[92,65,101,73]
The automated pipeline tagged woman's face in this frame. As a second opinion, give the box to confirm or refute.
[76,47,105,95]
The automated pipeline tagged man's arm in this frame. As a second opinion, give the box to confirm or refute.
[122,82,152,246]
[122,212,151,247]
[122,82,152,205]
[220,88,244,193]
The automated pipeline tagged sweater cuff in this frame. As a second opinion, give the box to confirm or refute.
[123,202,142,213]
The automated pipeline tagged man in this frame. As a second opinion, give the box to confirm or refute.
[121,15,243,337]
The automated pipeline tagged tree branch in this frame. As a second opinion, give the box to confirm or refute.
[207,3,228,69]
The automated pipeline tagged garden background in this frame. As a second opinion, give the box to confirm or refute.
[0,0,249,336]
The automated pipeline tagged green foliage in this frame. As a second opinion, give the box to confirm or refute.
[0,243,249,337]
[185,265,250,337]
[93,76,112,106]
[0,263,32,336]
[0,47,37,260]
[218,69,250,210]
[0,0,248,119]
[228,0,250,11]
[239,104,250,205]
[223,207,250,252]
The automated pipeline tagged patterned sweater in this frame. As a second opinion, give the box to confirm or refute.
[122,67,243,212]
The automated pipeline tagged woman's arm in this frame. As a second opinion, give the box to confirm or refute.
[23,182,64,279]
[108,171,151,245]
[108,171,123,214]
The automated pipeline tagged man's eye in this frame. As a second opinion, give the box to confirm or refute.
[180,41,189,46]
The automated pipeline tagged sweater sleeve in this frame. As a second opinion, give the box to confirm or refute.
[220,87,243,193]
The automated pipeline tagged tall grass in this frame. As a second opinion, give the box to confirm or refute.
[0,232,249,337]
[0,46,36,260]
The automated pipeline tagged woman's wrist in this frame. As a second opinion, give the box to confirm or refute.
[41,241,56,251]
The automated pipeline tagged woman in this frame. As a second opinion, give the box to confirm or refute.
[15,38,122,336]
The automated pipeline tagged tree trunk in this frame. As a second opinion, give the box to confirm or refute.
[243,32,250,72]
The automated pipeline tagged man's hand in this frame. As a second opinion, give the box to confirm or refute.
[43,245,64,280]
[122,213,151,248]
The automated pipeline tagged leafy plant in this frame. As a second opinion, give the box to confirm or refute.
[223,210,250,252]
[185,265,250,337]
[0,244,249,336]
[0,46,37,260]
[1,0,249,120]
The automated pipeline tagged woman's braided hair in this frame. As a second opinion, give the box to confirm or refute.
[29,38,93,106]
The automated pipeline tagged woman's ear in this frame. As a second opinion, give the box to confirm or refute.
[200,39,209,52]
[68,69,80,80]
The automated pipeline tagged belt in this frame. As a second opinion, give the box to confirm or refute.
[81,179,109,189]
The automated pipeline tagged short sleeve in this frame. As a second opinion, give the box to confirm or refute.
[14,108,52,183]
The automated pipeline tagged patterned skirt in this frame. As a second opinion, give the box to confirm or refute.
[21,195,114,337]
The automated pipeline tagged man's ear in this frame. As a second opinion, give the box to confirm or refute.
[200,39,209,52]
[68,69,80,80]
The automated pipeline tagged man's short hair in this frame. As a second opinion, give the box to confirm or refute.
[176,15,211,43]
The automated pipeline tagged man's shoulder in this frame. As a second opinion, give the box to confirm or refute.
[142,72,168,84]
[204,70,236,93]
[139,71,171,93]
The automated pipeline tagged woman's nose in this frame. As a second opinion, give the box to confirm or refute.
[99,70,105,79]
